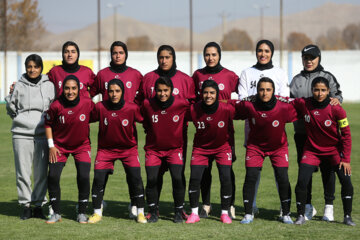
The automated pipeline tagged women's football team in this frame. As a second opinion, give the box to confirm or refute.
[5,40,354,226]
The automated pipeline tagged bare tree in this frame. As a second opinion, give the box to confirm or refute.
[342,23,360,49]
[126,35,154,51]
[221,29,253,51]
[287,32,312,51]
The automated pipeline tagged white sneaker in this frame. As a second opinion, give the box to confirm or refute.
[282,215,294,224]
[304,204,317,221]
[128,204,137,219]
[240,214,254,224]
[322,204,334,222]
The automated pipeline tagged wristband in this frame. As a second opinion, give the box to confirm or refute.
[48,139,55,148]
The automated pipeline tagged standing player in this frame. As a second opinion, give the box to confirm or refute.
[234,77,296,224]
[186,80,234,224]
[238,40,289,216]
[290,44,342,221]
[48,41,95,98]
[45,75,94,224]
[90,41,143,218]
[192,42,239,219]
[90,41,142,102]
[88,79,146,224]
[141,77,189,223]
[137,45,195,218]
[292,77,354,226]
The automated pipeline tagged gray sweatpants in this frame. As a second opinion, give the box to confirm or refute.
[12,138,48,207]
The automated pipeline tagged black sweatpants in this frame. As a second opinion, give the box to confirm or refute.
[48,161,90,214]
[295,163,353,217]
[91,167,145,210]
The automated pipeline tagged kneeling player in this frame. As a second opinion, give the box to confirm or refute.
[292,77,355,226]
[88,79,146,224]
[186,80,234,224]
[141,76,189,223]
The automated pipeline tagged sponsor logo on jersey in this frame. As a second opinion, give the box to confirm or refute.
[314,111,320,116]
[161,110,167,115]
[58,81,62,88]
[79,114,86,121]
[207,76,213,80]
[325,120,332,127]
[115,75,120,79]
[68,110,74,115]
[111,113,118,117]
[173,115,180,122]
[206,117,213,121]
[304,114,310,123]
[218,83,225,90]
[122,119,129,126]
[173,88,179,95]
[218,121,225,128]
[46,113,51,120]
[272,120,280,127]
[80,82,84,89]
[126,81,132,88]
[252,118,256,125]
[104,118,108,125]
[105,82,108,89]
[261,113,267,118]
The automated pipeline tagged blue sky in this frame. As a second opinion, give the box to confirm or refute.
[37,0,360,34]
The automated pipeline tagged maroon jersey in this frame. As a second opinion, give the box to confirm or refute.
[47,65,95,98]
[45,97,94,150]
[190,101,234,150]
[292,98,351,163]
[233,96,297,152]
[141,97,190,151]
[90,67,143,102]
[91,101,143,150]
[192,68,239,101]
[136,70,196,104]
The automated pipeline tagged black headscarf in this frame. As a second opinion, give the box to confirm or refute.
[107,79,125,110]
[24,54,44,85]
[109,41,128,73]
[61,41,80,73]
[255,77,277,111]
[60,75,80,108]
[311,96,330,109]
[203,42,223,74]
[154,76,174,109]
[156,45,177,78]
[253,40,274,71]
[201,80,219,114]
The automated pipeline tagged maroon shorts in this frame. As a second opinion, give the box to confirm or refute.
[55,144,91,163]
[95,147,140,170]
[191,145,232,166]
[145,148,183,167]
[301,150,340,166]
[245,145,289,167]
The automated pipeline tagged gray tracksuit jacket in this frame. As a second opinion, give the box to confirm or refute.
[5,74,55,139]
[290,68,343,135]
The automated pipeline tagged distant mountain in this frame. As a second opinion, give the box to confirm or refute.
[39,2,360,51]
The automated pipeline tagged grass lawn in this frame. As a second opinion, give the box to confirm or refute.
[0,103,359,240]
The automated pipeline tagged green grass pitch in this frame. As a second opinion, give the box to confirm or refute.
[0,103,359,240]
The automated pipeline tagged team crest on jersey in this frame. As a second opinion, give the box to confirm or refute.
[111,113,118,117]
[173,88,179,95]
[105,82,108,89]
[252,118,256,125]
[261,113,267,118]
[272,120,280,127]
[80,82,84,89]
[161,110,167,115]
[58,81,62,88]
[218,83,225,90]
[68,110,74,115]
[104,118,108,125]
[126,81,132,88]
[314,111,320,116]
[325,120,332,127]
[206,117,213,121]
[304,114,310,123]
[218,121,225,128]
[79,114,86,121]
[122,119,129,126]
[173,115,180,122]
